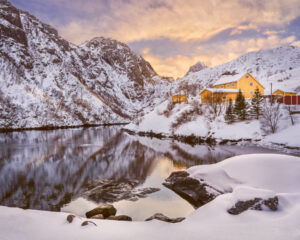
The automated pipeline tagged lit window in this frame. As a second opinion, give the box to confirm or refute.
[232,83,235,86]
[227,84,229,87]
[250,91,253,95]
[250,82,253,86]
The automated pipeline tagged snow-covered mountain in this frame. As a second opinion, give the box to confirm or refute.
[0,0,170,129]
[178,45,300,95]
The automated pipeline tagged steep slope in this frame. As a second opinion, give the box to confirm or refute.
[177,45,300,95]
[0,0,170,129]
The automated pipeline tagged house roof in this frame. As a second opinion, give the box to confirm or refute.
[273,88,296,94]
[201,88,241,94]
[214,73,245,86]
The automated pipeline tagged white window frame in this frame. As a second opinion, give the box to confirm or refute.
[250,82,253,86]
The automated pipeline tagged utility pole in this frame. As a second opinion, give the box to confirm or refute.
[270,83,273,105]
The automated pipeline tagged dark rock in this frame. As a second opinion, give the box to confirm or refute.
[83,179,160,203]
[145,213,185,223]
[107,215,132,221]
[163,171,223,208]
[66,214,75,223]
[227,196,279,215]
[81,221,97,226]
[86,204,117,218]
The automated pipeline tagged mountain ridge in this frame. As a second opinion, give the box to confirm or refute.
[0,0,170,129]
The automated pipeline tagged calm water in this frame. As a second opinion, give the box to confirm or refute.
[0,126,291,220]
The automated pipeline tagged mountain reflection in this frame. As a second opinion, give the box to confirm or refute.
[0,126,270,212]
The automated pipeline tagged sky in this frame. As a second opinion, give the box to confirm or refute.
[10,0,300,79]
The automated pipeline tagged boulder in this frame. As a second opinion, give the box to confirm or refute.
[83,179,160,203]
[163,171,222,208]
[107,215,132,221]
[81,221,97,226]
[66,214,75,223]
[145,213,185,223]
[86,204,117,218]
[228,196,279,215]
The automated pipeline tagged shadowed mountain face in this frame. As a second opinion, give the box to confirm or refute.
[0,0,171,129]
[0,126,244,212]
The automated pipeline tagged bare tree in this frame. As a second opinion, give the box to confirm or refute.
[203,92,226,118]
[284,105,295,126]
[260,99,282,134]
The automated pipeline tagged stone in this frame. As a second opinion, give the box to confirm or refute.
[66,214,75,223]
[107,215,132,221]
[145,213,185,223]
[81,221,97,226]
[163,171,223,208]
[86,204,117,218]
[227,196,279,215]
[83,179,160,203]
[91,214,104,219]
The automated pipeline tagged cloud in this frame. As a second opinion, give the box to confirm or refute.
[146,34,297,78]
[55,0,300,44]
[13,0,299,79]
[143,54,205,79]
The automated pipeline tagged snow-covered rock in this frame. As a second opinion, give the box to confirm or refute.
[1,154,300,240]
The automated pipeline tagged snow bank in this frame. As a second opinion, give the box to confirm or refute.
[1,154,300,240]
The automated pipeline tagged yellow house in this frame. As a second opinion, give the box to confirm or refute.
[273,89,296,96]
[200,73,264,103]
[172,94,187,103]
[200,88,241,103]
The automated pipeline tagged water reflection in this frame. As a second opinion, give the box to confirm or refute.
[0,126,284,218]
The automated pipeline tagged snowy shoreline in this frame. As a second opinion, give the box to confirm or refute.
[123,128,300,155]
[124,100,300,154]
[1,154,300,240]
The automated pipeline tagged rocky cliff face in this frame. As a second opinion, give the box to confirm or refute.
[0,0,170,129]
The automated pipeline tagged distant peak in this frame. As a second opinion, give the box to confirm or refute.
[186,61,207,75]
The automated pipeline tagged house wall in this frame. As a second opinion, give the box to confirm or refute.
[214,81,237,89]
[200,90,238,103]
[273,90,296,96]
[172,94,187,103]
[237,73,264,98]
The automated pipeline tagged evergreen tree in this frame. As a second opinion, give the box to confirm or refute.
[234,90,248,120]
[250,87,263,119]
[225,98,235,123]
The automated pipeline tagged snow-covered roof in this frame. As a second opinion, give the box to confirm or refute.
[201,88,241,94]
[214,73,245,86]
[273,88,296,93]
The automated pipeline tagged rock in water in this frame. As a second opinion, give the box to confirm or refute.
[163,171,222,208]
[145,213,185,223]
[83,179,160,203]
[86,204,117,218]
[107,215,132,221]
[227,196,279,215]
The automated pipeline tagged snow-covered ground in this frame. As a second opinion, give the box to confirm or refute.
[1,154,300,240]
[126,99,300,151]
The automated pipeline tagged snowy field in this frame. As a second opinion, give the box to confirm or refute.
[126,100,300,151]
[0,154,300,240]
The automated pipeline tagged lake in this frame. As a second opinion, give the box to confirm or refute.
[0,126,293,221]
